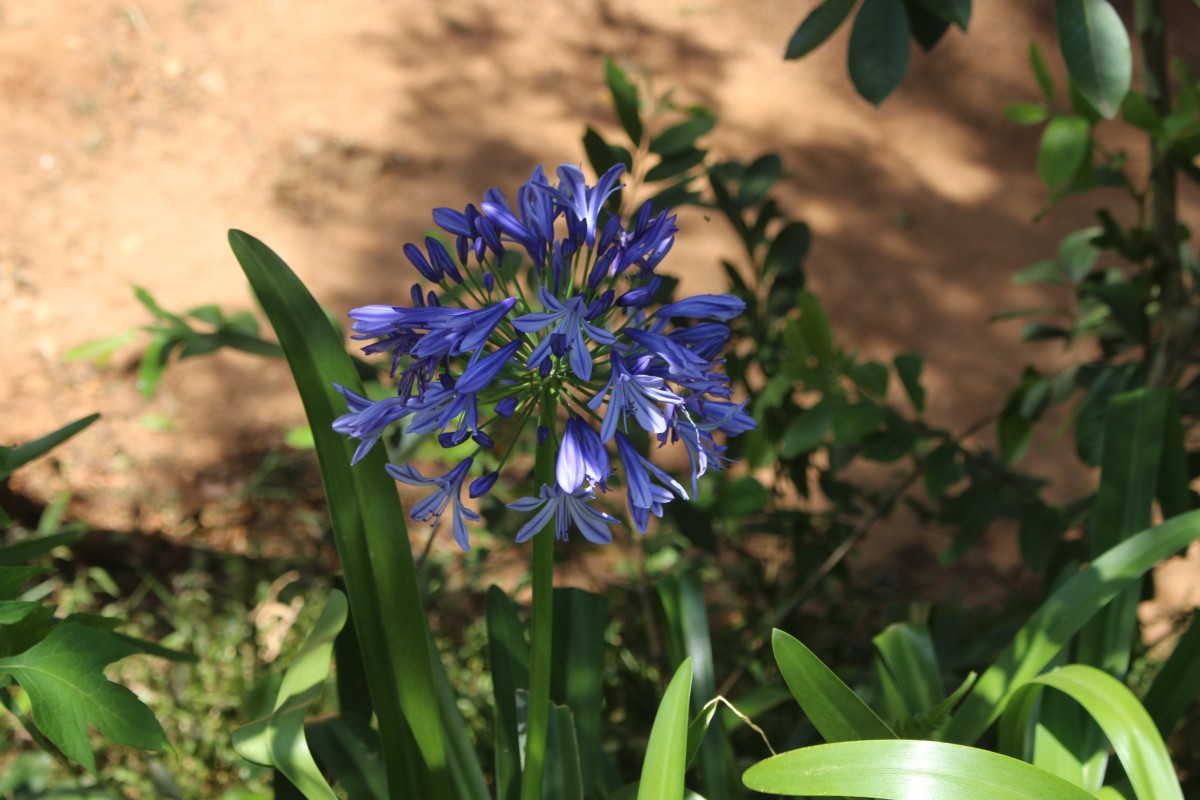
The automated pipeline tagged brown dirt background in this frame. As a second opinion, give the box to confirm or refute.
[2,2,1197,619]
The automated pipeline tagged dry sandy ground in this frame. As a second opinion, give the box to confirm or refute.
[1,2,1197,613]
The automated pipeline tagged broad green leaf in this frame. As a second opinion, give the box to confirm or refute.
[605,59,643,144]
[1037,116,1090,188]
[582,127,629,177]
[1156,392,1188,520]
[832,401,885,444]
[923,443,962,501]
[784,0,858,60]
[998,399,1034,464]
[645,148,707,183]
[940,508,1200,744]
[1054,0,1131,118]
[136,334,174,398]
[903,0,950,51]
[229,230,448,798]
[781,399,835,457]
[742,740,1096,799]
[893,353,925,412]
[650,114,717,157]
[773,630,896,742]
[797,292,833,364]
[1120,89,1162,132]
[232,590,347,800]
[762,221,811,280]
[637,658,693,800]
[1057,227,1102,283]
[2,414,100,478]
[0,623,168,773]
[0,567,51,601]
[712,475,769,518]
[428,634,490,800]
[1011,666,1183,800]
[847,0,911,106]
[848,361,888,396]
[913,0,969,28]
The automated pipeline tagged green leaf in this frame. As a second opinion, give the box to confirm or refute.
[773,630,897,742]
[1143,614,1200,737]
[649,114,717,157]
[847,0,911,106]
[763,221,811,279]
[0,566,51,601]
[784,0,858,60]
[893,353,925,412]
[1012,259,1064,286]
[3,414,100,478]
[136,334,174,398]
[797,292,833,364]
[1019,503,1066,572]
[1004,102,1050,125]
[1030,41,1056,103]
[637,658,693,800]
[903,0,950,51]
[582,127,630,177]
[0,624,168,773]
[605,58,643,145]
[0,531,82,566]
[712,475,769,518]
[487,586,530,800]
[657,571,733,800]
[304,715,388,800]
[1037,116,1090,188]
[229,230,448,798]
[940,508,1200,744]
[1011,666,1183,800]
[1120,89,1162,132]
[872,623,941,717]
[515,690,585,800]
[63,331,139,365]
[1054,0,1131,118]
[848,361,889,396]
[550,588,609,799]
[232,590,346,800]
[913,0,970,28]
[923,443,962,501]
[998,400,1034,464]
[645,148,707,183]
[832,401,885,444]
[781,398,835,457]
[742,740,1097,799]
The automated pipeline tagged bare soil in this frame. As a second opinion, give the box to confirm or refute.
[2,2,1197,616]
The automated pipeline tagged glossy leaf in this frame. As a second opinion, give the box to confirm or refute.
[1008,665,1183,800]
[913,0,969,28]
[785,0,858,60]
[1054,0,1131,118]
[773,630,896,742]
[0,624,169,774]
[847,0,911,106]
[940,508,1200,744]
[743,740,1097,799]
[637,658,693,800]
[229,230,448,798]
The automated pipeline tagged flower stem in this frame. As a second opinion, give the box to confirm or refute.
[520,395,558,800]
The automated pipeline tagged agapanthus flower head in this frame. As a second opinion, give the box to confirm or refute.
[334,163,754,549]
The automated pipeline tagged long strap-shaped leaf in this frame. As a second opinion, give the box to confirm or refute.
[638,658,694,800]
[742,740,1097,799]
[229,230,449,798]
[941,508,1200,744]
[1005,665,1183,800]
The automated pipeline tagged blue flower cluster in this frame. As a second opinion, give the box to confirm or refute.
[334,164,755,548]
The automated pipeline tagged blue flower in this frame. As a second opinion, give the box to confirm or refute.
[588,353,683,442]
[513,288,617,381]
[556,416,610,492]
[387,458,480,550]
[332,385,410,465]
[614,433,688,532]
[508,484,619,543]
[337,163,753,549]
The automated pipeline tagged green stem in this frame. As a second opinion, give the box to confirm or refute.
[520,396,558,800]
